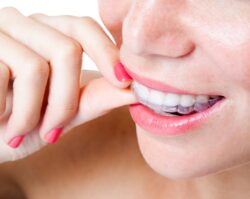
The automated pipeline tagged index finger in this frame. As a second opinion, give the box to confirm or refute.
[29,14,132,88]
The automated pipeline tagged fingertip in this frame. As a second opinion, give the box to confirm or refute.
[114,62,133,86]
[43,127,63,144]
[7,135,25,149]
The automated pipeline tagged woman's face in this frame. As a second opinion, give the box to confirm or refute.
[98,0,250,179]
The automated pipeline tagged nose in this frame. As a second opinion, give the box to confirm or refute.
[122,0,195,58]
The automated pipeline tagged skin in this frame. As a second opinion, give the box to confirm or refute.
[98,0,250,196]
[1,0,250,198]
[0,7,133,148]
[104,0,250,179]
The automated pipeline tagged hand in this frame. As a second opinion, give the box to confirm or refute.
[0,7,137,162]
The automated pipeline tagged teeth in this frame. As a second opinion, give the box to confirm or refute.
[133,81,150,103]
[131,81,222,115]
[163,93,180,107]
[196,95,209,103]
[149,90,165,105]
[193,96,209,112]
[180,95,196,107]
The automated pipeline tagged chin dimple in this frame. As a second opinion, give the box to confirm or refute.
[131,80,223,116]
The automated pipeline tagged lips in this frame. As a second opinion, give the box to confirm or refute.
[128,98,225,137]
[124,66,226,137]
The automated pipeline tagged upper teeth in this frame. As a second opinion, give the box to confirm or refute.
[131,81,219,115]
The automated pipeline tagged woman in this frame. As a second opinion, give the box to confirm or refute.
[0,0,250,198]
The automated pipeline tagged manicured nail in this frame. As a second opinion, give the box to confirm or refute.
[114,62,132,82]
[45,128,63,144]
[8,135,25,148]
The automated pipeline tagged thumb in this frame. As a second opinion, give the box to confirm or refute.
[63,76,137,132]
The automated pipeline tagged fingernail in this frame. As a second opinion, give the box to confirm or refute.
[8,135,25,148]
[114,62,132,82]
[45,128,63,144]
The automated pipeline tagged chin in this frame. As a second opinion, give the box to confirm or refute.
[135,125,250,181]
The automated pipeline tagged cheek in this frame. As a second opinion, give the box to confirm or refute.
[227,44,250,91]
[199,29,250,92]
[209,42,250,92]
[184,3,250,92]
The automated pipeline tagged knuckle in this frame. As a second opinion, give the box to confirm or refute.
[60,101,78,113]
[54,100,78,119]
[0,7,20,21]
[10,114,39,133]
[48,110,75,126]
[0,7,19,14]
[79,16,97,25]
[48,98,78,121]
[23,58,50,79]
[56,40,82,60]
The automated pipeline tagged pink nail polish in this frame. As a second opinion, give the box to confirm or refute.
[114,62,132,82]
[45,128,63,144]
[8,135,25,148]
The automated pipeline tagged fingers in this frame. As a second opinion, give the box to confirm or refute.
[0,76,137,163]
[0,7,83,142]
[6,59,49,148]
[37,43,82,142]
[0,61,10,116]
[0,31,49,147]
[29,13,132,88]
[0,73,137,162]
[0,71,136,163]
[0,8,134,148]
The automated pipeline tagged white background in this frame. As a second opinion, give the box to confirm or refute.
[0,0,107,71]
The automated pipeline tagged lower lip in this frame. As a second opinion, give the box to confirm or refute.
[128,99,225,137]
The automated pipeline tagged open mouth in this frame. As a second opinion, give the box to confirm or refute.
[131,80,225,117]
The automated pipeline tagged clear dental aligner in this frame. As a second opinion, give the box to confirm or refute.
[131,81,223,116]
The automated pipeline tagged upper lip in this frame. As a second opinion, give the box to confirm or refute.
[124,66,214,96]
